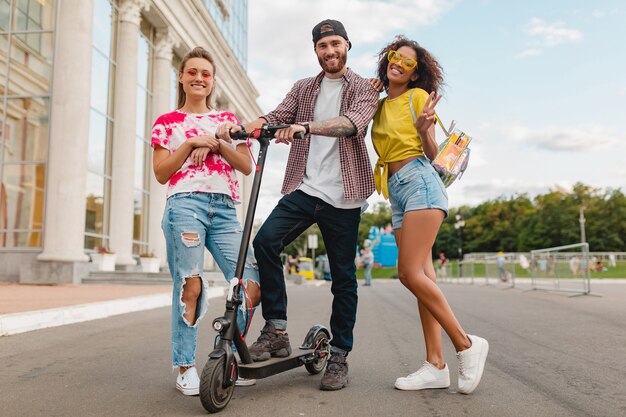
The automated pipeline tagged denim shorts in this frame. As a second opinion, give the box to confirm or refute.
[388,157,449,229]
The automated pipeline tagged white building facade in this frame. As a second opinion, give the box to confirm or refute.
[0,0,261,283]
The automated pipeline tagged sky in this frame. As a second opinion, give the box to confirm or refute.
[245,0,626,220]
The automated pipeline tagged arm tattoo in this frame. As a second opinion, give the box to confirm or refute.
[310,116,356,137]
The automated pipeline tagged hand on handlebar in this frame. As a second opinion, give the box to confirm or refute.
[215,122,243,143]
[274,124,306,145]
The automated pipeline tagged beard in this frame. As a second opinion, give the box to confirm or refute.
[317,49,348,74]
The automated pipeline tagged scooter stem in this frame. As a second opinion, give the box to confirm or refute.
[233,135,270,280]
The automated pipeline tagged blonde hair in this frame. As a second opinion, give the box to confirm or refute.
[177,47,216,110]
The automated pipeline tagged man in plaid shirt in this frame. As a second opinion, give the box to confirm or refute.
[224,19,379,391]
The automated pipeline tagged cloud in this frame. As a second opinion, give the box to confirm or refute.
[248,0,457,111]
[484,123,621,152]
[524,18,582,46]
[591,8,622,18]
[613,166,626,178]
[592,10,607,18]
[514,48,543,59]
[620,87,626,96]
[521,125,620,151]
[452,179,561,205]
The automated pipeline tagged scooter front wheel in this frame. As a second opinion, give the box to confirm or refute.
[200,356,235,413]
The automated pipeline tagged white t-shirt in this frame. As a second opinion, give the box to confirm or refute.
[151,109,248,201]
[299,77,366,209]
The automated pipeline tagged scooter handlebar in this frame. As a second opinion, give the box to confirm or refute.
[230,124,304,140]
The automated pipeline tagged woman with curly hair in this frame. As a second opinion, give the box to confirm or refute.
[371,36,488,394]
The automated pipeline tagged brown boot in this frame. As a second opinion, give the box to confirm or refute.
[320,352,349,390]
[248,322,292,362]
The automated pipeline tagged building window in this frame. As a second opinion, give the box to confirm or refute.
[14,0,43,52]
[203,0,248,68]
[85,0,117,252]
[0,0,55,249]
[133,23,153,255]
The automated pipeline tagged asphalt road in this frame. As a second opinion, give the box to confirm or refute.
[2,280,625,417]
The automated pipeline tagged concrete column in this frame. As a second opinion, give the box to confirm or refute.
[148,29,176,268]
[37,0,93,264]
[109,0,150,266]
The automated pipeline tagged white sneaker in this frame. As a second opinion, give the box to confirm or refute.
[456,334,489,394]
[176,367,200,396]
[235,377,257,387]
[395,361,450,390]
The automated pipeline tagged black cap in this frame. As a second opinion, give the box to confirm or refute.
[312,19,351,50]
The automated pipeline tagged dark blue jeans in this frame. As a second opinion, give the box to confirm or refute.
[253,190,361,352]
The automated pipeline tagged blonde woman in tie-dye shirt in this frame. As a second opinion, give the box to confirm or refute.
[151,47,260,395]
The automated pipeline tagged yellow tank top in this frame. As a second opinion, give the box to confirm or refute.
[371,88,431,199]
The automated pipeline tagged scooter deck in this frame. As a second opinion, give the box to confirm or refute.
[238,348,315,379]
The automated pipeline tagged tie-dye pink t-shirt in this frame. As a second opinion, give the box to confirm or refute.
[151,109,248,201]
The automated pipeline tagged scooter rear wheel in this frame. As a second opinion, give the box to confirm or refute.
[200,356,235,413]
[305,331,330,375]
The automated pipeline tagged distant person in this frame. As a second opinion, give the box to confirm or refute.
[361,246,374,286]
[295,255,301,273]
[496,251,507,282]
[438,252,448,278]
[589,256,598,272]
[608,253,617,268]
[547,257,556,275]
[569,256,580,275]
[151,47,260,394]
[370,35,488,394]
[519,254,530,270]
[287,254,297,274]
[317,254,332,281]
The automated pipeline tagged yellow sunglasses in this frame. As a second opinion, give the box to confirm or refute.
[387,50,418,71]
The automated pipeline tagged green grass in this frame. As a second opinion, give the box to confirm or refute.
[355,267,397,279]
[450,260,626,279]
[589,261,626,278]
[354,260,626,280]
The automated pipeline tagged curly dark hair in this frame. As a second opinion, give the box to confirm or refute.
[376,35,444,95]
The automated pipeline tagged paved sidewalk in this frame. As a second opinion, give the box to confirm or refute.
[0,282,224,336]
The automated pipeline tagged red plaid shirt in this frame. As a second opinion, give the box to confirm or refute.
[263,69,379,200]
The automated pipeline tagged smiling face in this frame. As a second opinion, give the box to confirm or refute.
[386,45,418,86]
[178,57,214,103]
[314,35,349,76]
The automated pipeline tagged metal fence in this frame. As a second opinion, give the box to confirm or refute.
[483,253,516,289]
[439,260,474,284]
[439,248,619,295]
[528,243,595,296]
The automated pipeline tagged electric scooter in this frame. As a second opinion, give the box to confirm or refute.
[199,124,330,413]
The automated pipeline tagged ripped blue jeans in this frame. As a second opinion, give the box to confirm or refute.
[162,192,259,368]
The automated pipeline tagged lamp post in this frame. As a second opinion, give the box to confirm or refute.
[454,213,466,277]
[579,206,586,244]
[308,234,318,265]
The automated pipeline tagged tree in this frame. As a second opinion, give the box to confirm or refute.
[436,184,626,255]
[283,224,325,257]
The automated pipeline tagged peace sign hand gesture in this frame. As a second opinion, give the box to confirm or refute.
[415,92,441,135]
